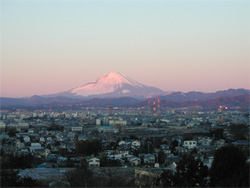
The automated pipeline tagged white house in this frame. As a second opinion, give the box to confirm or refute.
[88,157,100,167]
[183,140,197,149]
[118,140,126,146]
[40,137,45,142]
[0,121,6,129]
[23,136,30,143]
[131,140,141,149]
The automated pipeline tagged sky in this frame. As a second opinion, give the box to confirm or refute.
[1,0,249,98]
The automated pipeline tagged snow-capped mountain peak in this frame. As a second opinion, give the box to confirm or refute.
[68,72,163,97]
[91,72,144,88]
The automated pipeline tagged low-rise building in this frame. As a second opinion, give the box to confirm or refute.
[183,140,197,149]
[88,157,100,167]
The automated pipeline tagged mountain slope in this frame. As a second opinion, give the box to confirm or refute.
[54,72,164,98]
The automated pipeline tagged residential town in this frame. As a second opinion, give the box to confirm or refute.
[0,106,249,187]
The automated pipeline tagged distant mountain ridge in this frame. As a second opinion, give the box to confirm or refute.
[132,94,250,109]
[0,89,249,109]
[159,88,250,102]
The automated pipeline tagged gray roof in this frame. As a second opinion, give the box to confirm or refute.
[18,168,75,180]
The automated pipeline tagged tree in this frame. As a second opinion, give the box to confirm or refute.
[1,170,38,187]
[100,156,121,167]
[8,129,18,137]
[171,140,179,153]
[160,170,174,187]
[172,155,208,187]
[66,165,94,187]
[96,167,135,187]
[75,139,102,155]
[210,145,249,187]
[171,140,179,148]
[209,128,224,140]
[1,153,36,169]
[66,166,135,187]
[229,124,248,140]
[158,150,166,165]
[129,135,138,140]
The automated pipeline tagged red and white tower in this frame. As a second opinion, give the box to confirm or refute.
[157,96,160,114]
[153,98,156,116]
[108,105,113,116]
[147,98,150,114]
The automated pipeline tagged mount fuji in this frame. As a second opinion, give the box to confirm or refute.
[48,72,164,98]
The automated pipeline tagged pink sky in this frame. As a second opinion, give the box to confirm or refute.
[1,0,249,98]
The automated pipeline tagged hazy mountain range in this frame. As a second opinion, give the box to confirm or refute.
[1,72,249,109]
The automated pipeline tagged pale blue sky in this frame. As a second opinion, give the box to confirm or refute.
[1,0,249,97]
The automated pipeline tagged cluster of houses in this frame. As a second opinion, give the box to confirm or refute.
[0,109,249,186]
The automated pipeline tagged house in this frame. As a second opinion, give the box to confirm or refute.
[28,128,35,134]
[131,140,141,149]
[197,145,217,154]
[144,154,155,164]
[124,154,135,161]
[193,153,204,161]
[23,136,30,143]
[160,144,169,150]
[214,139,226,147]
[15,140,22,149]
[198,137,213,146]
[118,140,126,145]
[183,140,197,149]
[162,148,171,155]
[167,156,181,164]
[40,137,45,142]
[130,157,141,166]
[117,146,130,156]
[70,157,83,166]
[88,157,100,167]
[208,155,214,164]
[71,127,83,132]
[174,146,188,154]
[108,153,123,160]
[232,140,249,147]
[166,162,177,175]
[57,157,67,166]
[29,143,42,152]
[35,148,50,157]
[154,148,161,153]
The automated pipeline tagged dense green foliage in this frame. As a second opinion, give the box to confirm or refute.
[66,165,135,187]
[1,170,38,187]
[66,165,94,187]
[210,145,249,187]
[229,124,248,140]
[75,139,102,155]
[160,155,208,187]
[209,128,224,140]
[1,153,36,169]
